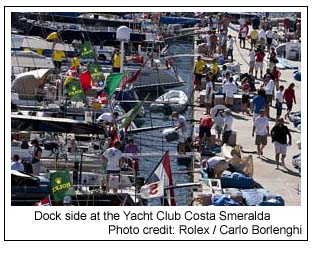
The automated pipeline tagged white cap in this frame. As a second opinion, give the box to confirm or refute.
[63,196,72,204]
[224,108,231,113]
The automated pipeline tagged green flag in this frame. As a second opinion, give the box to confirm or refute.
[66,79,85,101]
[80,42,95,58]
[50,170,75,203]
[104,73,124,98]
[120,94,149,130]
[89,63,104,82]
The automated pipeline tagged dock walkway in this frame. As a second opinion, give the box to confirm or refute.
[192,28,301,205]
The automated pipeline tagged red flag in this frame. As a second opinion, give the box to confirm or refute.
[79,70,92,91]
[96,93,108,104]
[64,66,78,77]
[124,69,141,85]
[34,197,51,206]
[140,151,176,206]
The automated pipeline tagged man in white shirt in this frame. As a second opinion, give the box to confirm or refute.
[223,77,237,108]
[275,85,284,119]
[205,74,214,115]
[172,111,189,141]
[101,141,124,193]
[264,74,275,117]
[252,109,269,157]
[249,48,256,76]
[222,108,233,144]
[11,155,24,172]
[259,29,266,50]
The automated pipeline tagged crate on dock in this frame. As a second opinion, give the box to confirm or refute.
[234,94,242,105]
[233,94,242,112]
[214,82,222,92]
[228,130,237,146]
[214,94,224,105]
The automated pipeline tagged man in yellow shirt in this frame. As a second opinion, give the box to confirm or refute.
[193,56,206,91]
[52,50,65,73]
[112,50,121,73]
[46,31,65,50]
[250,29,259,49]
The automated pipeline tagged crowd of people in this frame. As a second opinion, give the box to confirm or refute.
[192,13,299,170]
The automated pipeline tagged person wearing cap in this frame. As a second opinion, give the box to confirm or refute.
[222,108,233,144]
[252,109,269,158]
[270,118,292,169]
[172,111,189,142]
[63,196,73,206]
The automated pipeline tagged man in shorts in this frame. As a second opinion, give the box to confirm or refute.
[193,56,206,91]
[270,118,292,169]
[101,141,124,193]
[252,109,269,158]
[199,114,214,151]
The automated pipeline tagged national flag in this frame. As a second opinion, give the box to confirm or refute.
[96,93,108,104]
[104,72,124,99]
[34,197,51,206]
[64,66,78,77]
[79,70,92,91]
[119,94,148,131]
[66,79,85,101]
[50,170,75,203]
[80,41,95,59]
[140,151,176,206]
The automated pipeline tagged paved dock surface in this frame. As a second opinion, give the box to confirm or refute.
[192,28,301,205]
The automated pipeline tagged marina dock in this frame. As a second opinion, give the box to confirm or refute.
[192,27,301,205]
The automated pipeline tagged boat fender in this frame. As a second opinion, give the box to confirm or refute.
[165,58,173,69]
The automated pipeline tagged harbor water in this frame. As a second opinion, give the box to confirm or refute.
[132,41,195,205]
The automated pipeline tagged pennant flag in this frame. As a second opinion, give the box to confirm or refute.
[34,197,51,206]
[119,94,148,130]
[124,69,141,85]
[79,70,92,91]
[80,41,95,59]
[50,170,75,203]
[104,72,124,99]
[89,63,105,82]
[66,79,85,101]
[64,75,76,86]
[140,151,176,206]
